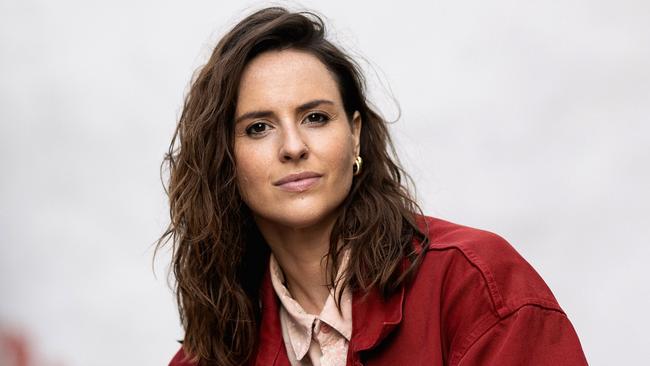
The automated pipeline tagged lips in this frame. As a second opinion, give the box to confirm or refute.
[273,171,322,192]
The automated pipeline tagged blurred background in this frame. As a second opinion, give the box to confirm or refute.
[1,0,648,365]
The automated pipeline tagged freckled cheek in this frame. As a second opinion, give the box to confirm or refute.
[322,135,355,177]
[234,145,272,198]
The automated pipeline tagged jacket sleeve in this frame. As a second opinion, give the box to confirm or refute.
[457,305,588,365]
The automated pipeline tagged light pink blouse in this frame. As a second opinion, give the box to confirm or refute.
[269,253,352,366]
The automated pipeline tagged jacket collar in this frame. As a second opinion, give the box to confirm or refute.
[253,255,406,365]
[350,280,405,352]
[253,258,286,366]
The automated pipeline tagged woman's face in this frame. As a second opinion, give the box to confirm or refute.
[234,49,361,230]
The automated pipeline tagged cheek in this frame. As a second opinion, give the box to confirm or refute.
[234,144,268,199]
[329,131,356,167]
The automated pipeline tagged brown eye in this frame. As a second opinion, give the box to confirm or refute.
[245,122,270,136]
[305,112,330,124]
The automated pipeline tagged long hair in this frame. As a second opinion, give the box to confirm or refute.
[157,7,428,365]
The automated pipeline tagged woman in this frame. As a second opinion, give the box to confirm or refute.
[160,7,587,366]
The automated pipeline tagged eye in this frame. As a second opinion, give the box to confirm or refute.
[304,112,330,124]
[245,122,271,136]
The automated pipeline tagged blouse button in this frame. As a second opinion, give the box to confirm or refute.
[321,323,331,333]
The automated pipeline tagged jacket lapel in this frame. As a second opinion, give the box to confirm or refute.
[254,256,407,365]
[350,284,405,353]
[348,231,426,360]
[253,260,288,366]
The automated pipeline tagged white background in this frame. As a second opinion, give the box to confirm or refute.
[1,0,648,365]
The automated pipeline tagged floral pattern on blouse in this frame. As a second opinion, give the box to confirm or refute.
[269,252,352,366]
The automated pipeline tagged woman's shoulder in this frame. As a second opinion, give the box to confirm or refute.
[405,216,587,364]
[168,346,194,366]
[414,214,562,315]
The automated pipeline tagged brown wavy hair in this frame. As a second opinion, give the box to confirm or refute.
[157,7,429,366]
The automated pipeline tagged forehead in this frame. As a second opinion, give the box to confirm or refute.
[236,49,342,114]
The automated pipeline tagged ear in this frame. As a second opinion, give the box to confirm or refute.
[351,111,362,157]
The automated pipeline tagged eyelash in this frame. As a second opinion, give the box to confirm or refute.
[244,112,331,137]
[245,122,270,136]
[304,112,330,124]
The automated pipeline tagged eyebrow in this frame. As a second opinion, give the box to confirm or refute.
[235,99,335,124]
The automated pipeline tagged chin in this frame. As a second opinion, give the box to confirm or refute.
[253,200,343,231]
[275,210,334,230]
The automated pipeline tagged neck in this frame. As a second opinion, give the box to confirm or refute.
[255,215,337,315]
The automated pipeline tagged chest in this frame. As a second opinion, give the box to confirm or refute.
[252,300,448,366]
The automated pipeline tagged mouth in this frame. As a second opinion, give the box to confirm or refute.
[273,171,323,192]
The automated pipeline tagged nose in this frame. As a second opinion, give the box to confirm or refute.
[279,124,309,162]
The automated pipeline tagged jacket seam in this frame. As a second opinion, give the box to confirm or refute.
[451,304,569,366]
[426,244,509,317]
[427,242,563,317]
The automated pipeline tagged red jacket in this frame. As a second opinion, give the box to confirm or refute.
[169,216,588,365]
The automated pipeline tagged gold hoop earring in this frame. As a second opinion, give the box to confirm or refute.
[353,156,363,176]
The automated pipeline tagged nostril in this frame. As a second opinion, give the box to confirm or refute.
[280,143,309,161]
